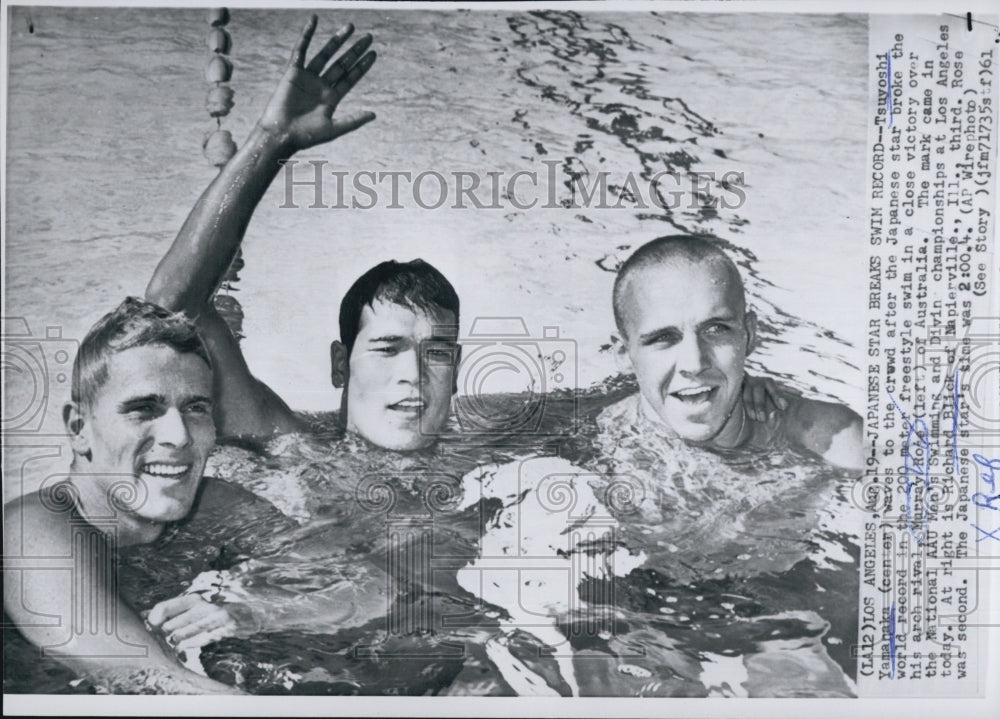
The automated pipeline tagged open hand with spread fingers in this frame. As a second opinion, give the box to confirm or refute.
[257,15,377,151]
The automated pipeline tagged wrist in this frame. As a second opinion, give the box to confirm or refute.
[247,123,296,160]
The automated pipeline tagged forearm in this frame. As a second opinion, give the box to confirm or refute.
[71,654,242,694]
[146,124,295,314]
[225,590,369,636]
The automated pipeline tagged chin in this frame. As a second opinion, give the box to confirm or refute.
[357,424,427,451]
[384,433,435,451]
[667,417,722,443]
[134,504,188,524]
[677,429,715,443]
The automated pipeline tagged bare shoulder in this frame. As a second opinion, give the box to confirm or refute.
[782,396,863,471]
[3,490,74,556]
[3,490,78,633]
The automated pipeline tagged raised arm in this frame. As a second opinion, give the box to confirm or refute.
[3,495,240,694]
[146,16,376,438]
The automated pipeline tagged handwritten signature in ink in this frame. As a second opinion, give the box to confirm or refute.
[958,369,1000,544]
[888,368,1000,545]
[971,451,1000,543]
[887,391,931,544]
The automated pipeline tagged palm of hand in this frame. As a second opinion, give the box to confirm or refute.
[257,18,376,151]
[260,67,341,148]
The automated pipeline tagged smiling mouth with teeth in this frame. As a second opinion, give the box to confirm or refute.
[140,463,191,479]
[670,386,716,403]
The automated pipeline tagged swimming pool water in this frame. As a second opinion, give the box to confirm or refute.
[5,386,859,695]
[3,7,866,696]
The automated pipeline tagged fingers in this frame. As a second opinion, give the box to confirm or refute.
[761,377,788,413]
[175,626,234,652]
[330,110,377,139]
[289,14,318,68]
[165,608,234,643]
[160,600,219,634]
[329,50,377,106]
[742,376,789,423]
[147,594,201,627]
[742,374,790,423]
[321,34,374,85]
[305,23,354,74]
[750,382,766,422]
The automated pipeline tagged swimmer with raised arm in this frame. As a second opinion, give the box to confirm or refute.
[140,19,787,659]
[147,19,781,455]
[610,234,862,468]
[146,16,462,452]
[138,16,458,655]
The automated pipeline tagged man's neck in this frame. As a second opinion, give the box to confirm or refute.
[637,394,751,450]
[703,399,750,449]
[68,464,165,546]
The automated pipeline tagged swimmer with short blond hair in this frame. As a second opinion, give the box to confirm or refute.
[611,234,862,468]
[3,298,241,694]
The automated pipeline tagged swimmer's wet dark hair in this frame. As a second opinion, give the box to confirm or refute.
[72,297,212,410]
[339,259,460,354]
[612,235,744,338]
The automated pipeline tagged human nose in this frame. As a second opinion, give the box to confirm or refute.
[392,346,421,384]
[154,407,192,448]
[675,333,709,376]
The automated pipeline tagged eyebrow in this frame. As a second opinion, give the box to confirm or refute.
[367,335,406,344]
[700,313,739,326]
[636,314,740,344]
[117,394,213,410]
[117,394,166,411]
[637,327,680,345]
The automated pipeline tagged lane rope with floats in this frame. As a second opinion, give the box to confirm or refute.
[202,7,245,340]
[204,7,237,165]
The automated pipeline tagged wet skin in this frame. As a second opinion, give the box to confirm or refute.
[341,300,460,451]
[616,257,756,446]
[67,344,216,535]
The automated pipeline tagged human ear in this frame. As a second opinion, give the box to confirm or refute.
[451,345,463,395]
[63,402,92,461]
[612,334,635,375]
[744,311,758,356]
[330,341,349,388]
